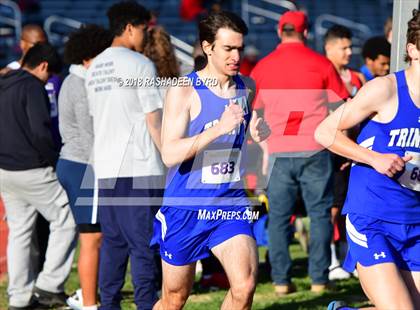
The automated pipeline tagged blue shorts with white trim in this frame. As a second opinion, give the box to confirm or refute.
[343,213,420,272]
[150,206,255,266]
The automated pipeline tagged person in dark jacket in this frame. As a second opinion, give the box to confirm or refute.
[0,42,77,310]
[3,24,62,280]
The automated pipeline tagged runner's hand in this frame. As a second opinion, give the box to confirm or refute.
[371,153,412,177]
[217,101,244,135]
[250,110,271,143]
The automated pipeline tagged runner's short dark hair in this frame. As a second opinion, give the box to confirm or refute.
[199,11,248,50]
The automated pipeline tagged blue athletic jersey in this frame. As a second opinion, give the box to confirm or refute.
[162,72,251,210]
[343,70,420,223]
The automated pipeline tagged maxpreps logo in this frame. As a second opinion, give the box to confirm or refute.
[197,208,259,221]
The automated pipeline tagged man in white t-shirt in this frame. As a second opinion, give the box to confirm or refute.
[85,2,164,309]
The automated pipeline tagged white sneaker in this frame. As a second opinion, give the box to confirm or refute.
[328,266,351,281]
[67,289,83,310]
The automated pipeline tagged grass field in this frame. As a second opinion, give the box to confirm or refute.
[0,244,370,309]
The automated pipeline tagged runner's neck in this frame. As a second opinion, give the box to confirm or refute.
[199,66,235,92]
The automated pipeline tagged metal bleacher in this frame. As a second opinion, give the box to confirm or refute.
[242,0,393,68]
[0,0,21,66]
[0,0,393,69]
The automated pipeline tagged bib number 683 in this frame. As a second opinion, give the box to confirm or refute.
[211,161,235,175]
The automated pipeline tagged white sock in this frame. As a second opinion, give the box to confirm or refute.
[330,243,339,268]
[83,306,98,310]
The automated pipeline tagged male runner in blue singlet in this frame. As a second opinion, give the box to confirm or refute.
[316,10,420,310]
[151,11,270,310]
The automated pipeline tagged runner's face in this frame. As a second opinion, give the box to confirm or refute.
[209,28,244,76]
[326,38,352,67]
[369,54,390,76]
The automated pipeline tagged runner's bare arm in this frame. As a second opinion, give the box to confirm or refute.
[161,85,244,167]
[315,76,411,177]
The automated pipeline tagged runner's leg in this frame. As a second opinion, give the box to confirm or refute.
[357,263,415,309]
[154,261,196,310]
[212,235,258,310]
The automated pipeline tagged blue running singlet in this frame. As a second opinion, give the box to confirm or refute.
[343,70,420,223]
[162,72,252,210]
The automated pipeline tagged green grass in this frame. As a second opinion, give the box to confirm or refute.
[0,243,370,309]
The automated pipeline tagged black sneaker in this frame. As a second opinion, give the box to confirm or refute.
[32,286,68,307]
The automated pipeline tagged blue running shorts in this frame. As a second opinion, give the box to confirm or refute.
[150,206,255,266]
[344,213,420,272]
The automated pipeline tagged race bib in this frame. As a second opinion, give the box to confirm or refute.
[398,151,420,192]
[201,149,241,184]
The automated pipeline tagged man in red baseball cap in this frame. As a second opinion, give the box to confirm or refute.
[251,10,349,296]
[278,11,308,34]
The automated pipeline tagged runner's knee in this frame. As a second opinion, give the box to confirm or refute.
[162,289,189,310]
[230,275,256,302]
